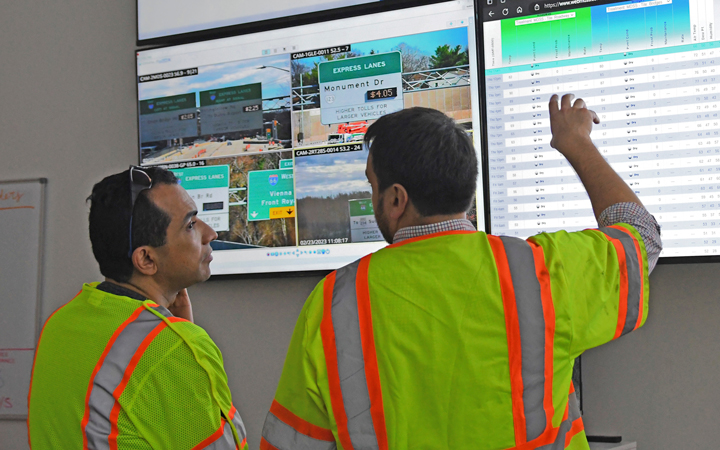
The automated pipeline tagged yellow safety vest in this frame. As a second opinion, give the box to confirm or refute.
[262,225,648,450]
[28,283,247,449]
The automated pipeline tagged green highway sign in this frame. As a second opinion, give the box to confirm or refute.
[279,159,293,169]
[247,168,295,221]
[349,198,374,216]
[318,52,404,125]
[349,199,382,242]
[172,165,229,190]
[199,83,262,106]
[139,93,198,143]
[318,52,403,83]
[139,93,196,115]
[199,83,263,135]
[171,165,230,232]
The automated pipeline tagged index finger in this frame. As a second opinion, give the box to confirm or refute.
[549,94,559,115]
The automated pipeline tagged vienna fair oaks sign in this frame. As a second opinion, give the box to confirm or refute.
[318,52,403,125]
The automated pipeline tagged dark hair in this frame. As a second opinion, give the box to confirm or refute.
[364,107,478,216]
[87,167,178,282]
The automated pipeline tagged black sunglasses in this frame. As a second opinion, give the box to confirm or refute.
[128,166,153,258]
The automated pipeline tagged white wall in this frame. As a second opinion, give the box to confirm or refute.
[0,0,718,449]
[583,263,720,448]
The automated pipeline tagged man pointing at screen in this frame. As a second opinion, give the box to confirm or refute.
[28,167,248,449]
[262,94,661,450]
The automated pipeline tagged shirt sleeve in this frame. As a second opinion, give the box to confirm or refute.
[261,280,338,450]
[529,222,650,358]
[599,202,662,272]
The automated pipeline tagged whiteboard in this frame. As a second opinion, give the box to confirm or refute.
[0,178,46,419]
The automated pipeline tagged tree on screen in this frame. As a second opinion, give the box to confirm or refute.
[430,45,469,69]
[393,43,430,73]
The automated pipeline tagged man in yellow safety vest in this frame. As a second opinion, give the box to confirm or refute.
[28,167,248,449]
[261,94,662,450]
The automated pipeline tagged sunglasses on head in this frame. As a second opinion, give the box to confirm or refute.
[128,166,153,258]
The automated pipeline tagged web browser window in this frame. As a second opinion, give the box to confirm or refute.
[481,0,720,258]
[137,0,484,275]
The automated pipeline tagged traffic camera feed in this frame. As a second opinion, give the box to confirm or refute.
[136,0,484,274]
[138,54,292,165]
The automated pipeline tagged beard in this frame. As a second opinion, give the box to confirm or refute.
[374,195,394,244]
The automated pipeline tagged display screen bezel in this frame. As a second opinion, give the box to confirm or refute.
[136,0,451,46]
[475,0,720,264]
[136,0,486,277]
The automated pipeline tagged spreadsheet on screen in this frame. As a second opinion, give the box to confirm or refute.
[483,0,720,258]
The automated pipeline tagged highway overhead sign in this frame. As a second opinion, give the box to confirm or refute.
[199,83,263,135]
[318,52,403,125]
[247,168,295,221]
[171,164,230,231]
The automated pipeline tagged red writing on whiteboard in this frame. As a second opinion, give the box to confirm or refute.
[0,397,12,409]
[0,189,24,203]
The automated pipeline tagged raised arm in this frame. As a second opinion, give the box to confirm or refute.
[548,93,662,271]
[548,93,643,219]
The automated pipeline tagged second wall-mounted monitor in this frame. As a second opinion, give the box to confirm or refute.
[480,0,720,261]
[138,0,382,42]
[136,0,484,275]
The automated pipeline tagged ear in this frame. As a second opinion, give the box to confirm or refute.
[386,183,410,221]
[131,246,158,277]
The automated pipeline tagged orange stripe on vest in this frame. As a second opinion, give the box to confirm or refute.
[269,400,335,441]
[488,235,528,445]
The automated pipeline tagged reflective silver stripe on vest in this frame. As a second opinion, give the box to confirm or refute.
[261,412,337,450]
[500,236,548,442]
[600,227,642,336]
[203,421,237,450]
[85,308,164,450]
[149,303,173,318]
[231,410,247,444]
[332,260,379,450]
[537,391,582,450]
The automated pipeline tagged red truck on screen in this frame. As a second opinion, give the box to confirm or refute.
[337,121,368,135]
[328,121,369,144]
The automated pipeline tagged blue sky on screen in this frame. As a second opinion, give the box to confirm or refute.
[138,54,291,102]
[295,148,370,199]
[295,27,469,68]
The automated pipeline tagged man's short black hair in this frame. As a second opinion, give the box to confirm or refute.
[364,107,478,217]
[88,167,178,283]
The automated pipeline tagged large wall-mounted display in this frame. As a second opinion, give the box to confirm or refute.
[137,0,381,41]
[480,0,720,260]
[136,0,484,275]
